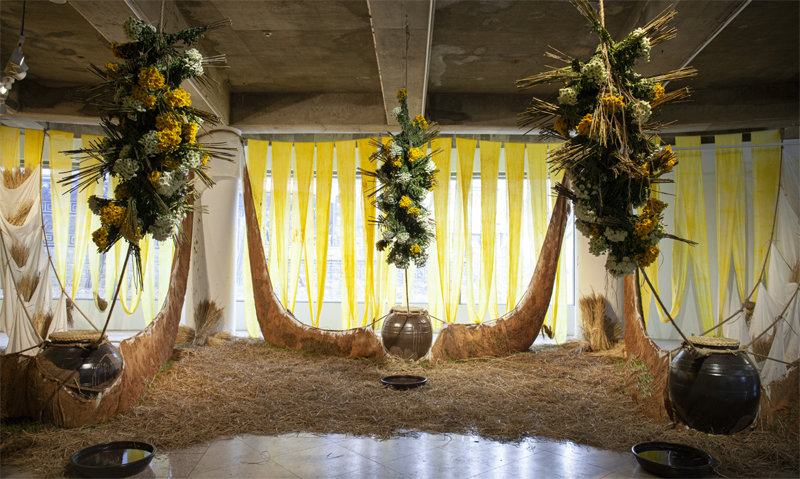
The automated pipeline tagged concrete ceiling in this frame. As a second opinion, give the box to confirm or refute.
[0,0,797,137]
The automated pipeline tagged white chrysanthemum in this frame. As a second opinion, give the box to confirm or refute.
[389,142,403,157]
[122,96,145,113]
[589,236,608,255]
[183,149,202,169]
[396,232,410,244]
[149,213,181,241]
[574,202,598,222]
[123,18,145,40]
[182,48,204,76]
[413,251,428,267]
[424,160,436,172]
[382,229,395,241]
[112,157,139,180]
[558,87,578,106]
[140,131,159,155]
[581,57,607,85]
[392,106,402,119]
[397,172,412,184]
[630,100,652,123]
[606,255,637,276]
[156,170,188,197]
[119,144,133,159]
[382,191,396,204]
[604,227,628,243]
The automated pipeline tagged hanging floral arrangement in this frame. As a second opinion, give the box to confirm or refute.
[517,1,695,276]
[367,89,438,270]
[64,17,230,280]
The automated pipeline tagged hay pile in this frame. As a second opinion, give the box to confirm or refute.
[1,341,797,478]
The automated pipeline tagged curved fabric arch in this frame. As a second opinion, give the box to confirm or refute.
[430,185,570,362]
[243,166,385,360]
[0,214,193,427]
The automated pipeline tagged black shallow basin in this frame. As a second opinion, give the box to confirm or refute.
[632,441,714,478]
[381,375,428,390]
[69,441,156,478]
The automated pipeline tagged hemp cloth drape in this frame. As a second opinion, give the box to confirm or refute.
[670,136,714,332]
[715,133,746,324]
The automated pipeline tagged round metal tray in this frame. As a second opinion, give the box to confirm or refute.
[632,441,714,478]
[380,375,428,390]
[69,441,156,478]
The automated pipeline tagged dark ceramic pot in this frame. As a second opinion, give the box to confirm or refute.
[669,338,760,435]
[381,307,432,360]
[38,331,123,392]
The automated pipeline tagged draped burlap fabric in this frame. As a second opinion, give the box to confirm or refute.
[430,188,570,362]
[243,167,385,360]
[0,214,193,427]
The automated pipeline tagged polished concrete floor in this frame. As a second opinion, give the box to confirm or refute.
[2,432,660,478]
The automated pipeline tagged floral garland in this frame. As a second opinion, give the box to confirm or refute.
[517,1,695,276]
[369,89,438,269]
[65,17,229,279]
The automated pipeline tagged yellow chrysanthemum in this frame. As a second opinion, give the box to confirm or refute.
[397,88,407,100]
[408,147,424,162]
[100,204,126,227]
[577,113,593,137]
[652,82,665,101]
[110,42,127,59]
[157,127,182,152]
[182,122,199,144]
[138,66,165,90]
[121,222,142,243]
[553,116,569,138]
[407,207,420,216]
[92,227,109,250]
[601,93,625,114]
[634,218,656,239]
[657,145,676,173]
[156,114,181,132]
[398,196,413,209]
[644,198,668,216]
[589,223,602,239]
[163,157,180,171]
[202,154,210,166]
[148,170,161,186]
[114,182,130,200]
[410,244,422,255]
[636,245,660,267]
[391,157,402,168]
[413,115,428,130]
[164,87,191,109]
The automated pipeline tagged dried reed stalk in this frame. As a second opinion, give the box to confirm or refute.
[193,300,223,345]
[18,274,40,302]
[6,199,34,226]
[10,241,28,267]
[2,168,33,189]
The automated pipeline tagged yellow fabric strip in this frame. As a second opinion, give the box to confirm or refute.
[290,142,315,317]
[23,129,44,170]
[71,135,102,299]
[548,164,567,342]
[431,137,460,322]
[671,136,714,332]
[157,240,174,311]
[751,129,781,293]
[357,138,377,325]
[1,126,20,170]
[638,184,669,325]
[504,142,525,311]
[337,140,357,328]
[49,130,74,281]
[526,144,549,258]
[478,140,501,321]
[456,138,478,322]
[140,237,155,324]
[244,140,269,336]
[314,142,334,327]
[271,141,293,306]
[715,133,746,323]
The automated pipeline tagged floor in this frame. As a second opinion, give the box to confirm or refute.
[0,332,672,478]
[1,432,661,478]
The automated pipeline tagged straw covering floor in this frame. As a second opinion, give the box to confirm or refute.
[1,340,797,478]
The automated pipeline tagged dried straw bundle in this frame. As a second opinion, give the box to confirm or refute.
[0,341,795,478]
[175,325,196,345]
[5,199,34,226]
[30,311,54,339]
[2,168,33,189]
[206,332,231,347]
[10,241,28,267]
[17,273,40,302]
[193,300,223,345]
[579,294,620,351]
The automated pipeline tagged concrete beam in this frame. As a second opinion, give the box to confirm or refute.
[69,0,230,125]
[366,0,434,124]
